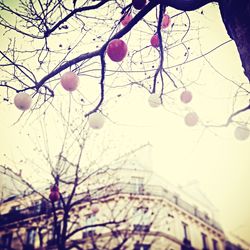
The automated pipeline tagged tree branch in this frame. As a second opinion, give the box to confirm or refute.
[45,0,111,37]
[85,53,106,116]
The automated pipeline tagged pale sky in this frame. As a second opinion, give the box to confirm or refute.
[0,1,250,244]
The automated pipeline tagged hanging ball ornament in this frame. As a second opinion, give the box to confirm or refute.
[49,191,60,202]
[148,93,161,108]
[14,92,32,111]
[107,39,128,62]
[60,71,79,91]
[161,14,171,29]
[180,90,192,104]
[49,184,60,202]
[91,205,99,214]
[88,112,105,129]
[234,126,250,141]
[184,112,199,127]
[132,0,146,10]
[121,14,133,26]
[150,34,160,48]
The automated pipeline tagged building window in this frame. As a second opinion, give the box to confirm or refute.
[182,222,190,240]
[10,205,21,213]
[174,195,179,205]
[48,222,61,243]
[1,233,12,250]
[134,243,151,250]
[83,214,96,237]
[134,207,151,232]
[134,207,151,225]
[86,214,96,230]
[212,239,218,250]
[33,200,43,213]
[132,177,144,194]
[201,233,208,250]
[26,228,36,246]
[57,198,63,208]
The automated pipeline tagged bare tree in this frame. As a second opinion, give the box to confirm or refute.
[0,99,171,249]
[1,2,248,248]
[0,0,249,125]
[0,139,173,249]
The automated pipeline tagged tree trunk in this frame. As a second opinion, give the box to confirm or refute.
[218,0,250,81]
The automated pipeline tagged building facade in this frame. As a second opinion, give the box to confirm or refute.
[0,168,248,250]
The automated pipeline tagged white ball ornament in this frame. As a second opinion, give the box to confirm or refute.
[184,112,198,127]
[88,112,105,129]
[180,90,192,104]
[60,71,79,91]
[234,126,250,141]
[148,93,161,108]
[14,92,32,111]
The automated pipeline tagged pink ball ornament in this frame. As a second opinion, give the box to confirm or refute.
[184,112,198,127]
[150,34,160,48]
[180,90,192,104]
[161,14,171,29]
[14,92,32,111]
[234,126,250,141]
[91,205,99,214]
[148,93,161,108]
[121,14,133,26]
[88,112,105,129]
[61,71,79,91]
[107,39,128,62]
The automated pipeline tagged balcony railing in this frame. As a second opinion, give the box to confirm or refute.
[133,224,150,232]
[82,230,95,238]
[0,202,54,226]
[0,182,223,232]
[113,183,223,232]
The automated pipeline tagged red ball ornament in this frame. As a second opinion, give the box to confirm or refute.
[180,90,192,104]
[107,39,128,62]
[121,14,133,26]
[150,34,160,48]
[161,14,171,29]
[49,191,60,202]
[184,112,199,127]
[132,0,146,10]
[60,71,79,91]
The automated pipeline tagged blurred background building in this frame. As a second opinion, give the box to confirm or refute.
[1,161,249,250]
